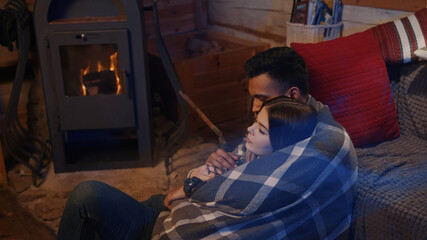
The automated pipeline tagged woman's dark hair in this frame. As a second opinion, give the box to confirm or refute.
[261,96,317,151]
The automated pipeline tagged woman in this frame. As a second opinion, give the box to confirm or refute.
[57,97,318,240]
[186,96,317,181]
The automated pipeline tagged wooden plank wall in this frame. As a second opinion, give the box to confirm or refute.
[208,0,292,47]
[208,0,421,47]
[142,0,207,38]
[342,0,426,12]
[341,5,412,37]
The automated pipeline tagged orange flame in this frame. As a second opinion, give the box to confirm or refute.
[79,51,122,96]
[110,52,122,94]
[79,62,90,96]
[97,60,103,72]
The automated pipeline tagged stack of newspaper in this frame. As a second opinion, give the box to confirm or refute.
[291,0,343,26]
[307,0,343,25]
[287,0,344,45]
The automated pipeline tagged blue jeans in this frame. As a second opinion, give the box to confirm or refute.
[57,180,166,240]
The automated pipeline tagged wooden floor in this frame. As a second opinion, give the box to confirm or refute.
[0,62,250,238]
[0,114,249,239]
[0,190,55,240]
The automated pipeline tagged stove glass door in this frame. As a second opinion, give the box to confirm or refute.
[46,29,135,130]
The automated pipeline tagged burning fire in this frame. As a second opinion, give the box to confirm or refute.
[110,52,122,94]
[80,62,89,95]
[79,52,122,96]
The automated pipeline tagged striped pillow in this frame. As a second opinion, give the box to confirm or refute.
[371,8,426,65]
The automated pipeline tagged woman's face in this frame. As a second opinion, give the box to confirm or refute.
[245,108,273,156]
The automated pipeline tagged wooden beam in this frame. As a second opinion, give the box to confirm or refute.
[342,0,427,12]
[195,0,208,33]
[0,143,8,188]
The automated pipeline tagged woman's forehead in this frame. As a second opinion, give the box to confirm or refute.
[257,108,269,129]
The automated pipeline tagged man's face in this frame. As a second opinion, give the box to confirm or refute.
[248,73,283,113]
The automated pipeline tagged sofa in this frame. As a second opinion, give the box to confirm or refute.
[352,61,427,239]
[290,8,426,239]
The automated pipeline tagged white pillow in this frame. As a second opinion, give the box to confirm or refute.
[414,46,427,60]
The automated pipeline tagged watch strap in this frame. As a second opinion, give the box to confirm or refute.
[183,176,202,198]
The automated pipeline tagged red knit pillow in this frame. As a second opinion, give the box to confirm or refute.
[291,30,400,147]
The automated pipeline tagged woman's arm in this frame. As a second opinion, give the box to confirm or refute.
[165,152,258,209]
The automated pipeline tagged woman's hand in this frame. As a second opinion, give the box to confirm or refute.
[205,148,238,172]
[164,185,185,209]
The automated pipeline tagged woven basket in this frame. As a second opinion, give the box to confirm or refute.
[286,22,343,46]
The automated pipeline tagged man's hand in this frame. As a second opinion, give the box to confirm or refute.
[164,185,185,209]
[206,148,239,173]
[189,165,216,181]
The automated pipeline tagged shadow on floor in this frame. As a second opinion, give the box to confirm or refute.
[0,189,55,240]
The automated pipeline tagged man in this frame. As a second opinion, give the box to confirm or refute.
[169,46,325,202]
[57,47,356,240]
[155,47,357,240]
[204,46,324,172]
[158,46,356,240]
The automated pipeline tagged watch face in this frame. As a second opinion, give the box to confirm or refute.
[184,177,202,198]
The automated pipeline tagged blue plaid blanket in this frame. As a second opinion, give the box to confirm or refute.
[152,107,358,240]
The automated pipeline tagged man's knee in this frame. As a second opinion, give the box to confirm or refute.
[68,180,106,205]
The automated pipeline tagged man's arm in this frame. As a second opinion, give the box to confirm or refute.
[186,138,246,178]
[186,148,239,177]
[187,164,216,180]
[205,138,248,170]
[205,148,239,170]
[164,185,185,209]
[165,167,215,209]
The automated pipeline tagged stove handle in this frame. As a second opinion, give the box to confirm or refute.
[76,33,88,41]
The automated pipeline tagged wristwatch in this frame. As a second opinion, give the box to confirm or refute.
[183,176,202,198]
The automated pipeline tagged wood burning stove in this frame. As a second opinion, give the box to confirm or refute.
[34,0,153,172]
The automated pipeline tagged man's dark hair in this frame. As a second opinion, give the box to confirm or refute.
[244,47,309,96]
[261,96,317,151]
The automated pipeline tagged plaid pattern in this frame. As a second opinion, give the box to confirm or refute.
[371,8,427,65]
[152,106,358,240]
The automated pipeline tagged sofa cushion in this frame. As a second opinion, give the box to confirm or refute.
[371,8,427,65]
[352,62,427,239]
[392,62,427,140]
[353,134,427,239]
[291,30,400,147]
